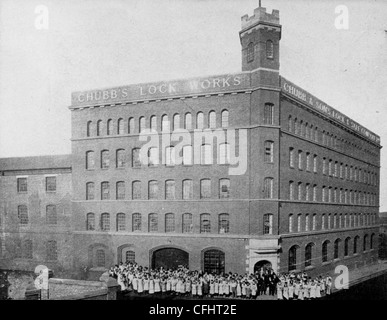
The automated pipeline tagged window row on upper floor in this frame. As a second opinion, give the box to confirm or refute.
[287,212,377,234]
[289,148,378,187]
[288,233,376,272]
[86,212,274,236]
[86,110,230,137]
[16,176,57,193]
[16,204,59,226]
[86,178,231,201]
[288,181,378,206]
[287,115,379,159]
[85,143,233,170]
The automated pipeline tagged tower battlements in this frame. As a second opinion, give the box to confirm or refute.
[241,6,280,31]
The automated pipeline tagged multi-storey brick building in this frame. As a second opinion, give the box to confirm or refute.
[0,5,381,278]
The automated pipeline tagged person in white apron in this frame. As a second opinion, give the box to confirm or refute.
[149,277,155,295]
[288,280,294,300]
[315,281,321,299]
[298,282,304,300]
[185,278,191,297]
[143,276,149,294]
[191,280,197,297]
[276,281,283,300]
[209,280,215,297]
[224,279,230,297]
[154,276,161,295]
[309,281,316,299]
[137,276,144,294]
[197,278,203,298]
[236,280,242,298]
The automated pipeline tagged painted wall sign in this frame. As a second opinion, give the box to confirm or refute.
[281,77,380,144]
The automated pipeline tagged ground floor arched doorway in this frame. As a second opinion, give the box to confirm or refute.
[254,260,272,273]
[151,248,189,270]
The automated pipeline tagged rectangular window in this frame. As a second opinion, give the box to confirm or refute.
[101,151,109,169]
[165,180,176,200]
[17,178,27,193]
[264,141,274,163]
[132,149,141,168]
[46,241,58,261]
[116,182,125,200]
[148,181,159,200]
[101,182,110,200]
[182,213,193,233]
[263,214,273,235]
[46,177,56,192]
[263,104,274,125]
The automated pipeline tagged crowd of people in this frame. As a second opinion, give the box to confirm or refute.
[108,261,332,300]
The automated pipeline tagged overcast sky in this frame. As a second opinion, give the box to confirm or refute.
[0,0,386,210]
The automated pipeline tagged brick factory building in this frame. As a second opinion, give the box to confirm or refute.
[0,5,381,278]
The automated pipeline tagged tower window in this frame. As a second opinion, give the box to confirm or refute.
[266,40,274,59]
[247,42,255,62]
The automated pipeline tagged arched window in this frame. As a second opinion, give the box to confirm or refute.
[87,121,92,137]
[354,235,359,254]
[219,178,230,199]
[203,249,225,274]
[201,144,212,165]
[312,214,317,231]
[46,205,57,225]
[200,213,211,233]
[101,181,110,200]
[289,147,294,168]
[219,213,229,234]
[132,181,141,200]
[148,180,159,200]
[116,149,125,168]
[185,113,192,130]
[18,205,28,225]
[219,143,230,165]
[334,238,341,259]
[173,114,180,131]
[125,251,135,263]
[247,42,255,62]
[322,214,326,230]
[182,145,192,165]
[116,181,125,200]
[182,213,193,233]
[288,214,293,233]
[322,240,330,262]
[305,243,314,267]
[117,118,124,135]
[165,213,175,233]
[344,237,350,256]
[263,177,274,199]
[196,112,204,129]
[148,213,158,232]
[165,180,176,200]
[22,240,33,259]
[97,120,103,136]
[363,234,368,251]
[86,151,95,170]
[266,40,274,58]
[209,111,216,129]
[139,116,146,133]
[263,103,274,125]
[86,182,94,200]
[305,214,310,231]
[150,115,157,131]
[264,141,274,163]
[162,114,170,131]
[148,147,159,166]
[86,213,95,231]
[288,116,293,132]
[128,117,134,134]
[289,181,294,200]
[221,110,229,128]
[96,249,105,267]
[288,245,299,271]
[116,213,126,231]
[370,233,375,249]
[132,213,141,231]
[165,146,176,166]
[132,148,141,168]
[263,213,273,235]
[107,119,113,135]
[200,179,211,199]
[101,213,110,231]
[182,179,193,200]
[101,150,109,169]
[297,214,302,232]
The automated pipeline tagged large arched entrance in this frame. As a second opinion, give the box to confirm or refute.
[254,260,272,273]
[151,248,189,270]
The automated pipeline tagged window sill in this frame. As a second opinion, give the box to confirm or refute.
[305,266,315,271]
[322,261,332,266]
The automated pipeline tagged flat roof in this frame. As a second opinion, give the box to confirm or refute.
[0,154,72,171]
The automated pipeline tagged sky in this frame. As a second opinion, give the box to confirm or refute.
[0,0,386,209]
